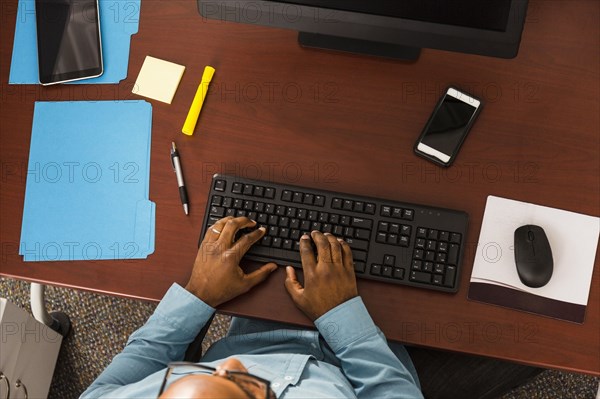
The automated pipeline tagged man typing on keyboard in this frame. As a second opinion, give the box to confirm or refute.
[81,216,423,399]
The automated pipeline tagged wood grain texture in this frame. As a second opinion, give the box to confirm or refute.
[1,0,598,375]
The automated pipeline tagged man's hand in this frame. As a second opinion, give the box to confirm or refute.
[185,216,277,307]
[284,231,358,321]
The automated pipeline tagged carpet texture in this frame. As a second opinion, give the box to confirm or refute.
[0,277,597,399]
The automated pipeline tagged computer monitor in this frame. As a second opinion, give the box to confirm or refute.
[198,0,529,60]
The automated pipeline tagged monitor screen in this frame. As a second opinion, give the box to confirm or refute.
[269,0,512,32]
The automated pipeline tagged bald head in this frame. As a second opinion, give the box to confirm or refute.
[159,374,250,399]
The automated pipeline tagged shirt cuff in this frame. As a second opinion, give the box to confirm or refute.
[153,283,216,339]
[314,296,378,353]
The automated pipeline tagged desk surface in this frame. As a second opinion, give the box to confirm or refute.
[1,0,598,375]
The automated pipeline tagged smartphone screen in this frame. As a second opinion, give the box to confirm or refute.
[416,88,481,165]
[35,0,103,85]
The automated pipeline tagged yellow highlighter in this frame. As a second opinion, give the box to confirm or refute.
[182,66,215,135]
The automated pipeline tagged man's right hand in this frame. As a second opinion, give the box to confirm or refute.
[284,231,358,321]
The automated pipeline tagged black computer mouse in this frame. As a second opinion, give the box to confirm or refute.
[514,225,553,288]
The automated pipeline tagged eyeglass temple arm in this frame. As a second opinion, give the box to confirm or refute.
[184,313,215,362]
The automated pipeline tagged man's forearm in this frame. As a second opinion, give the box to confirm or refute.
[315,297,423,399]
[80,284,215,398]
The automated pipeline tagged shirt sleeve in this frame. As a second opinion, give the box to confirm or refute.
[80,283,215,398]
[314,296,424,399]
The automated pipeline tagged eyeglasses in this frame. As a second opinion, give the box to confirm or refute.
[158,361,275,399]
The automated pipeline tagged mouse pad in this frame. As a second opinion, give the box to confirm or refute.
[468,195,599,323]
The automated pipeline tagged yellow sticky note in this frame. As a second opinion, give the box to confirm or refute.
[132,56,185,104]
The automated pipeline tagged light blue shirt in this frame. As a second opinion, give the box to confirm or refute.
[81,284,423,398]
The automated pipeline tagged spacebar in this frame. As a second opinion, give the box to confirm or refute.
[245,246,302,267]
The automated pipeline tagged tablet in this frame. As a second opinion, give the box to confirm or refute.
[35,0,103,85]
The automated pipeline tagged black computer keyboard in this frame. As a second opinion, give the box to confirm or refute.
[201,174,468,293]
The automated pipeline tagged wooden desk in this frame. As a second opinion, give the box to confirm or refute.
[1,0,598,375]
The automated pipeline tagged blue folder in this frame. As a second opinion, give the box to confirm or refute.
[19,101,155,261]
[9,0,140,84]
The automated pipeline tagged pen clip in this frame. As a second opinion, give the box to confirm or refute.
[170,142,177,171]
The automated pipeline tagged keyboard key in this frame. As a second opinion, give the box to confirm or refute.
[412,260,422,270]
[402,209,414,220]
[392,208,403,218]
[382,266,393,277]
[283,239,293,249]
[282,190,292,201]
[387,234,398,245]
[257,213,268,224]
[308,210,318,221]
[448,244,459,265]
[300,220,311,231]
[401,225,411,236]
[268,215,279,225]
[297,209,307,219]
[279,228,290,238]
[433,274,443,285]
[371,264,382,275]
[393,268,405,279]
[439,231,450,242]
[423,262,434,272]
[290,229,301,240]
[355,228,370,240]
[223,197,233,208]
[345,238,369,251]
[233,199,243,209]
[444,266,457,287]
[243,200,254,210]
[214,180,226,191]
[389,223,400,234]
[334,225,344,236]
[353,251,367,262]
[293,192,303,203]
[426,240,437,251]
[275,205,286,216]
[225,208,236,217]
[438,242,448,253]
[268,226,279,236]
[314,195,326,207]
[354,262,366,273]
[329,214,340,224]
[434,263,445,274]
[286,207,297,218]
[353,201,364,212]
[364,203,376,214]
[236,210,247,217]
[376,233,387,243]
[343,200,353,210]
[352,217,373,229]
[211,196,223,206]
[264,188,275,199]
[384,255,395,266]
[416,238,425,249]
[378,221,389,232]
[417,227,427,238]
[290,218,300,229]
[428,229,439,240]
[311,222,322,231]
[340,216,351,226]
[243,184,254,195]
[254,202,265,212]
[272,238,282,248]
[332,198,343,209]
[209,206,225,217]
[253,186,264,197]
[381,206,392,217]
[232,182,243,194]
[265,204,275,214]
[303,194,314,205]
[450,233,462,244]
[399,236,409,247]
[436,253,447,263]
[261,236,272,246]
[322,224,332,233]
[279,217,290,227]
[410,271,432,284]
[425,251,435,261]
[414,249,424,259]
[344,227,354,237]
[247,211,257,221]
[318,212,329,222]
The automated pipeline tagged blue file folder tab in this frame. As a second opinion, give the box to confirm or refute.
[9,0,140,84]
[20,101,155,261]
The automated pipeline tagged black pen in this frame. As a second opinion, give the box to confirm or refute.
[170,142,189,215]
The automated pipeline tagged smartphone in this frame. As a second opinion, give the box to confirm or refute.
[414,87,482,167]
[35,0,103,85]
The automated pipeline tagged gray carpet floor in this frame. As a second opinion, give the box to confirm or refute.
[1,276,598,399]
